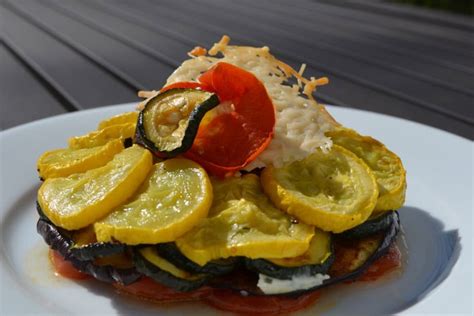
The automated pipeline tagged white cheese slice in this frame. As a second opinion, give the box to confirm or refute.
[257,273,330,295]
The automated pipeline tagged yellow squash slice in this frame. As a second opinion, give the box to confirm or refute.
[97,111,139,130]
[175,174,315,266]
[326,128,406,212]
[37,139,124,180]
[261,145,378,233]
[94,158,212,245]
[68,123,136,149]
[38,145,152,230]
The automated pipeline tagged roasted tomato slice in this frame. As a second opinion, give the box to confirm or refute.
[115,276,321,315]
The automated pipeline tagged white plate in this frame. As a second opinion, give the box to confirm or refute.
[0,104,472,315]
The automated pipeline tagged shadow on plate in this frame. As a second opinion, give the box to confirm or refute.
[390,206,461,314]
[59,206,462,315]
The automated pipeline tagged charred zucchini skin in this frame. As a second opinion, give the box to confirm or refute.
[156,243,238,276]
[338,211,395,239]
[135,88,220,158]
[133,247,209,292]
[37,218,140,285]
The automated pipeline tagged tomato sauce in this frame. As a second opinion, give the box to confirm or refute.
[50,245,401,315]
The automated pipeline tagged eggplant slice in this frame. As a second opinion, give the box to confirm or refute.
[37,218,141,285]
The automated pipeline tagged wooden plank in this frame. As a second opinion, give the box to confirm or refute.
[282,0,474,65]
[0,43,67,130]
[44,0,192,68]
[240,0,474,92]
[1,2,138,109]
[158,0,473,124]
[11,0,174,91]
[308,0,474,52]
[6,0,144,93]
[324,0,474,31]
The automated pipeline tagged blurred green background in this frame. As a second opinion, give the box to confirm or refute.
[393,0,474,15]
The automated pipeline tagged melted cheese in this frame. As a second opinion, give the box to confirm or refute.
[166,42,335,169]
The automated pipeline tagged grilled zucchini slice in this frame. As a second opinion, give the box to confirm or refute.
[134,246,209,292]
[156,243,238,276]
[246,229,334,279]
[136,88,219,157]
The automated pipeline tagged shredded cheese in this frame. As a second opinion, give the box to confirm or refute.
[188,46,207,58]
[257,273,330,295]
[208,35,230,56]
[136,90,159,111]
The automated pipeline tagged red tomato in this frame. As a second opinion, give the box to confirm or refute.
[161,62,275,177]
[49,250,90,280]
[205,289,321,315]
[113,277,212,303]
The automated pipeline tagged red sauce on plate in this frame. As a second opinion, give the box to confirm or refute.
[49,250,90,280]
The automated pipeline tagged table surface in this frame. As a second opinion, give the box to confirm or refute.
[1,0,473,139]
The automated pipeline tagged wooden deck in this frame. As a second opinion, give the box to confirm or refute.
[1,0,473,138]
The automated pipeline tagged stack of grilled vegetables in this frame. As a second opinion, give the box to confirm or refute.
[36,88,406,295]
